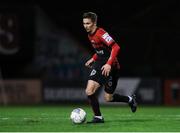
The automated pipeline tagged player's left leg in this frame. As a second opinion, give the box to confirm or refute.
[104,69,137,113]
[104,92,137,113]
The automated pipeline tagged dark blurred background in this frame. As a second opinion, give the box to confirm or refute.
[0,0,180,105]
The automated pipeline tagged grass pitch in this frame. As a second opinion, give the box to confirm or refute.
[0,104,180,132]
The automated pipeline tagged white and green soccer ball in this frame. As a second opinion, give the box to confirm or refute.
[70,108,86,124]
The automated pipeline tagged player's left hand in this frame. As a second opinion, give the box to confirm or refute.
[101,64,111,76]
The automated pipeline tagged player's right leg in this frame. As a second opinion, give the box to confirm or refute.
[85,80,104,123]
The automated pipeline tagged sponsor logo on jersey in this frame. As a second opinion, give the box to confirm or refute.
[96,50,104,55]
[102,33,113,43]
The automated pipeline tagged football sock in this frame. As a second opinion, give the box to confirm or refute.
[111,93,130,103]
[88,94,101,116]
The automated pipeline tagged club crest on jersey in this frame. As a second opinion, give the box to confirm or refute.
[90,69,96,76]
[102,33,113,43]
[91,40,95,43]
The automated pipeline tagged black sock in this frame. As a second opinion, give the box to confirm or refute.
[111,93,130,103]
[88,94,101,116]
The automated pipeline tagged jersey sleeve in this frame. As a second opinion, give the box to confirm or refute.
[106,43,120,65]
[98,29,115,47]
[92,53,98,61]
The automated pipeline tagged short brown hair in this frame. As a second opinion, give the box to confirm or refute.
[83,12,97,23]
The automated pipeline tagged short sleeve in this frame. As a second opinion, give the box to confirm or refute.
[98,29,115,46]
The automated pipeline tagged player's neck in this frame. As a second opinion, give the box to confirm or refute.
[90,26,97,35]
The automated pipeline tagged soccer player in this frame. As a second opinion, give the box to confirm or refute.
[83,12,137,123]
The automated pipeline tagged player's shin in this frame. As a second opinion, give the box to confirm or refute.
[87,94,102,116]
[110,93,130,103]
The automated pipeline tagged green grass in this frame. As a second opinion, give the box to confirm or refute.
[0,104,180,132]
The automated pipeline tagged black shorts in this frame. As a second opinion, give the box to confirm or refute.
[88,61,120,94]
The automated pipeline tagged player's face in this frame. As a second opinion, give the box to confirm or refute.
[83,18,96,33]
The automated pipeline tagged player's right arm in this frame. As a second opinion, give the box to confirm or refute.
[85,53,98,68]
[92,53,98,61]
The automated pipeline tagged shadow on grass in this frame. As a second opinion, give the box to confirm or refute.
[83,118,154,125]
[106,118,154,123]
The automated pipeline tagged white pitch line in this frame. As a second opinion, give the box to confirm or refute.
[0,117,68,121]
[0,114,180,121]
[0,117,9,120]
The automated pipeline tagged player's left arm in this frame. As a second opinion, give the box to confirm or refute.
[101,43,120,76]
[100,32,120,76]
[106,43,120,65]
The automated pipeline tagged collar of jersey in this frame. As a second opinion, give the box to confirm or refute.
[89,27,99,36]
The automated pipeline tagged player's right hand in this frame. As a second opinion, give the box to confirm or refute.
[85,58,94,68]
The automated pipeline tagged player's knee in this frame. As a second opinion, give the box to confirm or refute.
[104,94,113,102]
[85,89,95,96]
[85,80,100,96]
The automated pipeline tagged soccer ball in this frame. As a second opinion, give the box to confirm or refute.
[70,108,86,124]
